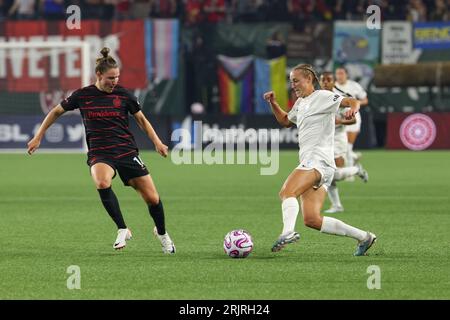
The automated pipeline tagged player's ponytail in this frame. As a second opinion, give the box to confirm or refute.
[95,47,118,74]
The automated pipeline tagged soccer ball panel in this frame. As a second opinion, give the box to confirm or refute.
[223,229,253,258]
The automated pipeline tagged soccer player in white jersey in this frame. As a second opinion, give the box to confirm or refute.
[334,67,368,169]
[320,72,369,214]
[263,64,376,256]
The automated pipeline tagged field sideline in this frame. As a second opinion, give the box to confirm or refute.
[0,150,449,299]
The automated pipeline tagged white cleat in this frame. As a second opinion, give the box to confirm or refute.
[354,232,377,256]
[356,163,369,183]
[324,206,344,213]
[153,226,176,254]
[113,228,132,250]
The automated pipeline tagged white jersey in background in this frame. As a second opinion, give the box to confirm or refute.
[334,79,367,101]
[332,89,350,158]
[288,90,344,168]
[335,80,367,133]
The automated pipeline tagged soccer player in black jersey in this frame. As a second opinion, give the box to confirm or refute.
[27,47,175,253]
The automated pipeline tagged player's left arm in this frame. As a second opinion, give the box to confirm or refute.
[133,111,168,157]
[339,97,360,120]
[359,96,368,106]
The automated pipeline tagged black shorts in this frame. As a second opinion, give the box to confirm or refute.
[88,154,149,186]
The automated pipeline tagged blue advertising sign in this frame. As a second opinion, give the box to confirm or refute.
[414,22,450,49]
[0,115,84,150]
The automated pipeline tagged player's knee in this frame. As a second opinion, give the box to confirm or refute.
[303,216,321,230]
[144,193,160,206]
[95,179,111,189]
[279,187,295,200]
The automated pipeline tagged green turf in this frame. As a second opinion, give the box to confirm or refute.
[0,150,449,299]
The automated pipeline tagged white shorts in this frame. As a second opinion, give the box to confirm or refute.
[334,131,348,158]
[345,112,361,133]
[296,159,335,191]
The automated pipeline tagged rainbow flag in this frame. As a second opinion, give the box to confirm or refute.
[254,56,288,114]
[217,55,254,114]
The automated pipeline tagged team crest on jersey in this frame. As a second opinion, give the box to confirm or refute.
[399,114,436,151]
[113,96,121,108]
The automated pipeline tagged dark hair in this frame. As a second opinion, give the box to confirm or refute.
[320,71,334,78]
[95,47,118,74]
[335,66,348,74]
[292,64,320,87]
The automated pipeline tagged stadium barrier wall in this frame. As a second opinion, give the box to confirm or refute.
[386,112,450,150]
[153,113,377,150]
[1,113,382,151]
[0,115,84,150]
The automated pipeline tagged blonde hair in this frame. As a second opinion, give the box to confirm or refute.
[95,47,118,74]
[292,64,320,87]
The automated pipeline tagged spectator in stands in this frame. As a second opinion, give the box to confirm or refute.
[204,0,225,23]
[329,0,365,20]
[39,0,64,20]
[114,0,131,19]
[314,0,333,20]
[0,0,8,21]
[8,0,36,19]
[264,0,288,21]
[287,0,315,23]
[347,0,366,20]
[233,0,263,22]
[103,0,116,19]
[184,0,204,26]
[148,0,178,18]
[371,0,408,20]
[131,0,152,19]
[288,0,332,24]
[83,0,103,19]
[331,0,346,19]
[429,0,449,21]
[407,0,427,21]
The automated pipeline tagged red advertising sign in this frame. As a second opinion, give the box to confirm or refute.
[387,113,450,150]
[0,20,147,92]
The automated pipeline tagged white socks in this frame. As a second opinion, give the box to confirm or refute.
[327,184,342,208]
[334,166,359,181]
[281,198,367,242]
[320,216,366,241]
[281,197,299,235]
[346,143,354,167]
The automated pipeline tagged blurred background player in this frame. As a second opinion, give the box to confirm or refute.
[334,66,369,172]
[320,71,369,214]
[264,64,376,256]
[27,47,176,254]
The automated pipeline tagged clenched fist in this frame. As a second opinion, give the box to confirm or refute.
[263,91,276,103]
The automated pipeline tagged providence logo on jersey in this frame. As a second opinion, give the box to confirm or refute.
[87,111,121,119]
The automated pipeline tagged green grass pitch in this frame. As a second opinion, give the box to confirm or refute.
[0,150,449,299]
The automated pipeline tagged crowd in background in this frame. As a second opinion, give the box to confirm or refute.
[0,0,449,24]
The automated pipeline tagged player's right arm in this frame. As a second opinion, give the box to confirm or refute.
[336,115,356,126]
[27,105,66,155]
[340,97,360,120]
[263,91,293,128]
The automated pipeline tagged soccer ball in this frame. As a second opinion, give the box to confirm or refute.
[223,229,254,258]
